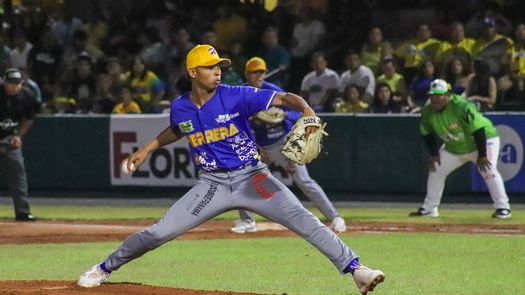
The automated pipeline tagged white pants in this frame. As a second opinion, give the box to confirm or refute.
[423,137,510,211]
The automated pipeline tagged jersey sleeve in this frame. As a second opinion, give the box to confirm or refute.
[286,109,302,123]
[241,86,277,117]
[419,110,433,135]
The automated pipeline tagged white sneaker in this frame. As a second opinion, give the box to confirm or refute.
[77,264,110,288]
[331,216,347,233]
[230,220,257,234]
[352,265,385,294]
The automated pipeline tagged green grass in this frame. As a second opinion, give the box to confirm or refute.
[0,233,523,295]
[1,205,524,225]
[1,204,523,294]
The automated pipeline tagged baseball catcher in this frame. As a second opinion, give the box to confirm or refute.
[281,116,328,165]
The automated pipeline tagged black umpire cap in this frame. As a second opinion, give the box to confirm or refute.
[4,68,23,83]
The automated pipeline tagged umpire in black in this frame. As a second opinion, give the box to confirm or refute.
[0,68,39,221]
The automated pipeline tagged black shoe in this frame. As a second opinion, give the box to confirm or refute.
[409,207,438,217]
[492,208,511,219]
[15,214,36,222]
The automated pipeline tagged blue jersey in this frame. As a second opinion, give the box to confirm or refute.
[246,81,301,146]
[170,84,277,171]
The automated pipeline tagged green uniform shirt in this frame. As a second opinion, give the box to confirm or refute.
[420,94,498,154]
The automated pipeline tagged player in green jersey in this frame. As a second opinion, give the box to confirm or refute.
[410,79,511,218]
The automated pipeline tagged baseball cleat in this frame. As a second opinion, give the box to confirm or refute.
[492,208,511,219]
[352,265,385,294]
[409,207,439,217]
[15,214,36,221]
[230,221,257,234]
[331,216,347,233]
[77,264,110,288]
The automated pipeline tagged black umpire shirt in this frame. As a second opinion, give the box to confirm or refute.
[0,83,38,138]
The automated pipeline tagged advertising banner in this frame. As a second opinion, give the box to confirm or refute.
[471,115,525,192]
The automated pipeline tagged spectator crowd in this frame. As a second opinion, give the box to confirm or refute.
[1,0,525,115]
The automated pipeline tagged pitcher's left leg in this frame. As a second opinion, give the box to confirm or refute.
[237,168,355,273]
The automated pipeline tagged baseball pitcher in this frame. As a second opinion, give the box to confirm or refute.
[77,45,384,294]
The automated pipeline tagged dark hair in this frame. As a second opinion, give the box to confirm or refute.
[444,58,470,86]
[344,83,363,100]
[470,59,491,96]
[473,59,490,80]
[418,59,437,79]
[128,55,148,82]
[373,82,392,106]
[311,51,326,60]
[345,49,359,57]
[264,26,279,34]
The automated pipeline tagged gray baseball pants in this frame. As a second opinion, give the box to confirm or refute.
[239,136,339,223]
[0,136,31,216]
[104,162,356,273]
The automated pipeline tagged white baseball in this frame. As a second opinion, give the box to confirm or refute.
[121,161,135,174]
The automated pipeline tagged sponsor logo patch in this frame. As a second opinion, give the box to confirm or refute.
[179,120,194,133]
[215,112,239,124]
[251,173,276,200]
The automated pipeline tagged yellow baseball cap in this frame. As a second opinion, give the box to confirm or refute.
[186,44,231,71]
[245,57,267,73]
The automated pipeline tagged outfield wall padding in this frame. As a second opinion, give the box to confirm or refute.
[1,114,523,198]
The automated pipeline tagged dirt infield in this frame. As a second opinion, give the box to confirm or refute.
[1,219,523,294]
[0,219,523,245]
[0,281,267,295]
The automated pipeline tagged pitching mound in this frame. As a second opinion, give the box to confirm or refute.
[0,280,266,295]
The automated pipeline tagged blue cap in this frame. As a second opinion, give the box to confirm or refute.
[482,17,496,27]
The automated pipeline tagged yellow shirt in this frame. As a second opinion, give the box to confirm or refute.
[213,14,248,48]
[377,73,405,93]
[122,71,164,104]
[472,34,513,57]
[435,38,476,64]
[395,38,441,68]
[112,102,142,114]
[504,44,525,77]
[360,41,392,74]
[335,101,369,113]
